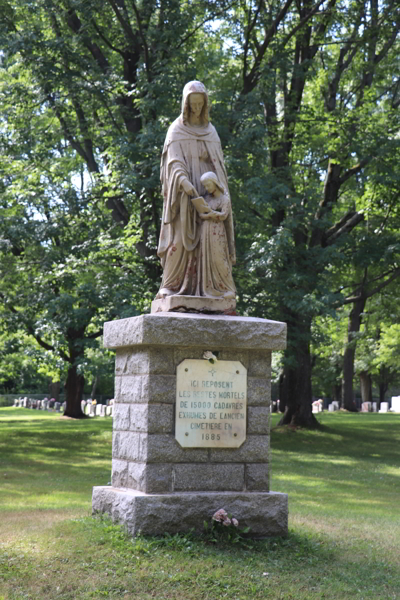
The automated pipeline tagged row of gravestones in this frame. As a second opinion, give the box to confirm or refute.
[13,396,114,417]
[13,397,66,411]
[330,400,397,413]
[82,400,114,417]
[363,401,399,413]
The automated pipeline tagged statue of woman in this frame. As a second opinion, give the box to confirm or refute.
[156,81,235,299]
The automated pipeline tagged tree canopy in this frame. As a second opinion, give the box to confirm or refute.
[0,0,399,421]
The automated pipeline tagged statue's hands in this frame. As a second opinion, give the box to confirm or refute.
[181,179,197,196]
[200,211,220,221]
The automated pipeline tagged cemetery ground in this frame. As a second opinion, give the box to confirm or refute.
[0,409,399,600]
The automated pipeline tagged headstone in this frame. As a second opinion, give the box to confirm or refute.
[372,402,377,412]
[312,400,323,413]
[361,402,371,412]
[89,403,95,416]
[42,400,49,411]
[81,400,87,412]
[328,404,335,412]
[379,402,389,413]
[62,402,66,412]
[332,401,339,411]
[55,402,61,412]
[92,312,288,538]
[106,406,112,416]
[84,403,91,416]
[391,396,400,412]
[96,404,105,417]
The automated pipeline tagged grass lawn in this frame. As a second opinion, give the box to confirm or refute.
[0,407,399,599]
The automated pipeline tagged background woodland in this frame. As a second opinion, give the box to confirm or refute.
[0,0,399,424]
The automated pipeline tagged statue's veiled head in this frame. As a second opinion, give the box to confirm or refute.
[181,81,209,125]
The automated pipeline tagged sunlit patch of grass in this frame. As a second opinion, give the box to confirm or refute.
[0,408,399,599]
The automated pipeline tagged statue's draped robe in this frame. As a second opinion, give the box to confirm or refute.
[196,193,236,298]
[158,116,235,296]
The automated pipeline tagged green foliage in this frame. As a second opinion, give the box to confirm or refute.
[0,0,399,417]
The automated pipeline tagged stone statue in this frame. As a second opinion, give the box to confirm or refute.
[154,80,236,312]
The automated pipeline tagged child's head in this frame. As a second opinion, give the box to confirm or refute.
[200,171,224,194]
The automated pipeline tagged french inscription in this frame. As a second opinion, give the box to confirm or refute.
[176,359,247,448]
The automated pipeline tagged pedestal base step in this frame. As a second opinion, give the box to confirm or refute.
[151,295,236,315]
[92,487,288,538]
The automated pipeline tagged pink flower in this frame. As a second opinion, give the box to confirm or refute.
[222,518,231,526]
[212,509,228,522]
[232,518,239,527]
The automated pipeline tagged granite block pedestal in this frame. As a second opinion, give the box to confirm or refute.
[92,312,289,537]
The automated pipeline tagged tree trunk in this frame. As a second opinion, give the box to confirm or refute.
[378,381,388,408]
[48,380,60,402]
[359,371,372,404]
[278,372,287,413]
[91,374,98,400]
[64,364,85,418]
[342,297,366,411]
[333,382,342,406]
[278,318,320,428]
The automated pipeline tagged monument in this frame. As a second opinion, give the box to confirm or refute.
[92,81,288,537]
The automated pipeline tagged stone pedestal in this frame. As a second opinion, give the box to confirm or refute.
[92,312,288,537]
[151,295,236,315]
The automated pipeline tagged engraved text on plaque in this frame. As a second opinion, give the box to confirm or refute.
[176,359,247,448]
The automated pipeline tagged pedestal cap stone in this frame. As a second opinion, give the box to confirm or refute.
[104,312,286,351]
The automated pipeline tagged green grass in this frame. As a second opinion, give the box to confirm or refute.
[0,408,399,599]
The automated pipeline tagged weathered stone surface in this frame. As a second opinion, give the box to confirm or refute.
[248,351,271,378]
[113,404,131,430]
[115,403,173,434]
[247,377,270,406]
[173,464,245,491]
[112,431,143,461]
[219,349,249,369]
[113,432,209,463]
[210,435,269,463]
[92,487,288,538]
[173,346,206,367]
[147,404,174,434]
[145,434,209,463]
[246,463,269,491]
[151,295,236,315]
[248,406,270,435]
[115,374,176,404]
[115,347,174,376]
[104,313,286,352]
[128,463,173,493]
[111,459,128,488]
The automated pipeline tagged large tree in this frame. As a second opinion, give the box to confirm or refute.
[0,0,399,425]
[220,0,399,426]
[0,0,233,416]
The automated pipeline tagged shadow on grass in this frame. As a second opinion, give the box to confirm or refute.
[0,410,113,510]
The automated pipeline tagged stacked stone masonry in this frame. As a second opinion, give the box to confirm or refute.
[111,344,272,494]
[93,313,288,537]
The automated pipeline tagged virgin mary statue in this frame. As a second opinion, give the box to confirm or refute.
[156,81,235,299]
